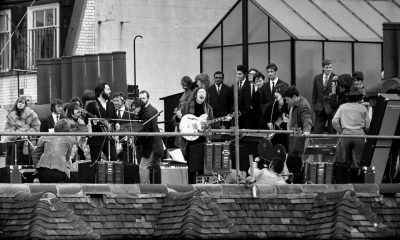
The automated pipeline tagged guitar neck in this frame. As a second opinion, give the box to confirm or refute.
[206,116,227,125]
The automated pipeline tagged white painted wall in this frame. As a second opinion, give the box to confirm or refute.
[93,0,236,120]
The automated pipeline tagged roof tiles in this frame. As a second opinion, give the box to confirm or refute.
[0,184,400,239]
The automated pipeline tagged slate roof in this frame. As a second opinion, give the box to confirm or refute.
[0,191,99,239]
[1,184,400,239]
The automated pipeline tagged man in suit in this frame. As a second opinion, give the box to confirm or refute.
[40,99,64,132]
[234,65,259,129]
[112,92,135,163]
[85,81,119,163]
[136,90,164,184]
[207,71,233,129]
[312,59,337,134]
[259,63,289,110]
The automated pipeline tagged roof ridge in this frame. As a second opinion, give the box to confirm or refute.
[1,192,100,239]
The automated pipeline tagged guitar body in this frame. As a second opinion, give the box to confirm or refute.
[179,114,208,141]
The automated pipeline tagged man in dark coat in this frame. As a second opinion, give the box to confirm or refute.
[40,98,64,132]
[283,86,313,183]
[259,63,289,110]
[312,59,337,134]
[85,81,119,163]
[234,65,260,129]
[136,90,164,184]
[112,92,136,163]
[207,71,233,129]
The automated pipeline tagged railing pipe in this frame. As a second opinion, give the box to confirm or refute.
[1,131,400,139]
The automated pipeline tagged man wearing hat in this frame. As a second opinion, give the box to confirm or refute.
[332,86,371,183]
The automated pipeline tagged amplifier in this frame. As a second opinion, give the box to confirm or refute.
[203,142,231,174]
[303,162,333,184]
[0,165,36,183]
[161,165,188,184]
[96,161,124,184]
[303,145,336,163]
[124,163,140,184]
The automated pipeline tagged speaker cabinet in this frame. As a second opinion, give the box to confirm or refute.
[360,94,400,183]
[0,165,35,183]
[161,166,188,184]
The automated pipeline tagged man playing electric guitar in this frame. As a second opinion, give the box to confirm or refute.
[173,87,219,184]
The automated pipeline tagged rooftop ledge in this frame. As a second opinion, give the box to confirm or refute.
[0,183,399,198]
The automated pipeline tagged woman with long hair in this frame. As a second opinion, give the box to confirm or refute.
[4,96,41,165]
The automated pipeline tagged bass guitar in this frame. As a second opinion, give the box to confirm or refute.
[179,113,235,141]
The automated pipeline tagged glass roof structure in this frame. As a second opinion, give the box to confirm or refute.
[198,0,399,109]
[199,0,400,47]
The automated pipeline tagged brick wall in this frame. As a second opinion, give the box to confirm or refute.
[0,74,38,133]
[75,0,96,55]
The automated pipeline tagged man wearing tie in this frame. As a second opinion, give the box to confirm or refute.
[259,63,289,113]
[40,99,64,132]
[207,71,233,129]
[112,92,134,163]
[312,59,337,134]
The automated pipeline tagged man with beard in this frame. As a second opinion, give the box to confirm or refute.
[136,90,164,184]
[173,87,217,184]
[85,81,119,163]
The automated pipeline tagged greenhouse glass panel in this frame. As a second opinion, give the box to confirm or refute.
[248,43,269,74]
[203,25,222,48]
[202,48,222,78]
[270,19,290,42]
[285,0,351,41]
[223,46,242,86]
[254,0,323,40]
[248,1,268,43]
[223,2,242,46]
[270,41,291,84]
[324,42,352,75]
[369,0,400,22]
[354,43,382,89]
[312,0,378,42]
[342,0,387,38]
[295,41,323,107]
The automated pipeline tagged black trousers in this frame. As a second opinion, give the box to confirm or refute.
[89,138,117,162]
[38,167,68,183]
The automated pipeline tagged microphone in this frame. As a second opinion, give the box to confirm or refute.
[117,109,137,115]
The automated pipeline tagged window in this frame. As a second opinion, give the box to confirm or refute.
[0,9,11,72]
[27,3,59,69]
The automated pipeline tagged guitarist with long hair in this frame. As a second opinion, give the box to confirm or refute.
[173,87,218,184]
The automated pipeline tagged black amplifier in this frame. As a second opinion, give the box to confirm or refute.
[203,142,231,174]
[0,165,36,183]
[303,138,337,163]
[96,161,124,184]
[303,162,334,184]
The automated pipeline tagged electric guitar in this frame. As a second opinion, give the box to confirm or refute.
[179,113,236,141]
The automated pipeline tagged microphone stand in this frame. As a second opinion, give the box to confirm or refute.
[142,110,163,126]
[89,117,113,161]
